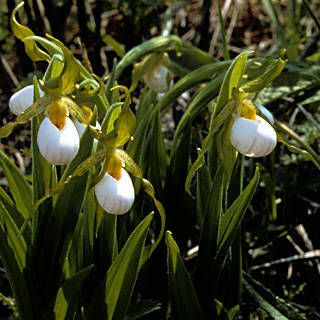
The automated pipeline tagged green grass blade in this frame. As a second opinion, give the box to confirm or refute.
[262,0,286,45]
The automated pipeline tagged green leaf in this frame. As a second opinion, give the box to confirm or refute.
[156,61,230,114]
[116,150,166,262]
[115,35,182,78]
[54,265,94,319]
[169,44,218,70]
[195,164,212,224]
[184,101,236,195]
[166,231,204,320]
[10,3,50,61]
[88,213,153,320]
[0,199,32,319]
[127,300,162,320]
[0,185,31,242]
[126,89,155,171]
[243,272,307,320]
[0,150,32,219]
[215,117,237,181]
[148,108,169,192]
[107,102,136,148]
[195,166,223,277]
[0,201,26,271]
[94,212,118,275]
[172,73,225,153]
[215,167,260,269]
[216,51,252,112]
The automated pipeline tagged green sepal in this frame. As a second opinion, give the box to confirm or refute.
[0,96,51,138]
[11,2,50,61]
[241,53,287,93]
[42,34,80,96]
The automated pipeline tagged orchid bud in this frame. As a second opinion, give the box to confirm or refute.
[37,117,80,165]
[230,115,277,157]
[144,65,170,93]
[94,168,135,215]
[9,85,44,116]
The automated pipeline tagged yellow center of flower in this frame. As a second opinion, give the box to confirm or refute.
[239,100,257,120]
[47,98,69,129]
[107,153,123,180]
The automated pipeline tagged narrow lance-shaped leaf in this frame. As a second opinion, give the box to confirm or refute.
[0,150,32,219]
[0,201,32,319]
[116,149,166,263]
[166,232,204,320]
[195,166,223,275]
[155,61,230,113]
[172,72,226,153]
[215,167,260,270]
[88,213,153,320]
[115,35,182,78]
[53,265,94,319]
[169,43,218,70]
[105,213,153,320]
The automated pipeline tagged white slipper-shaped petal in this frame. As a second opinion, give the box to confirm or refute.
[37,117,80,165]
[74,120,101,148]
[9,85,44,116]
[231,115,277,157]
[94,168,135,215]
